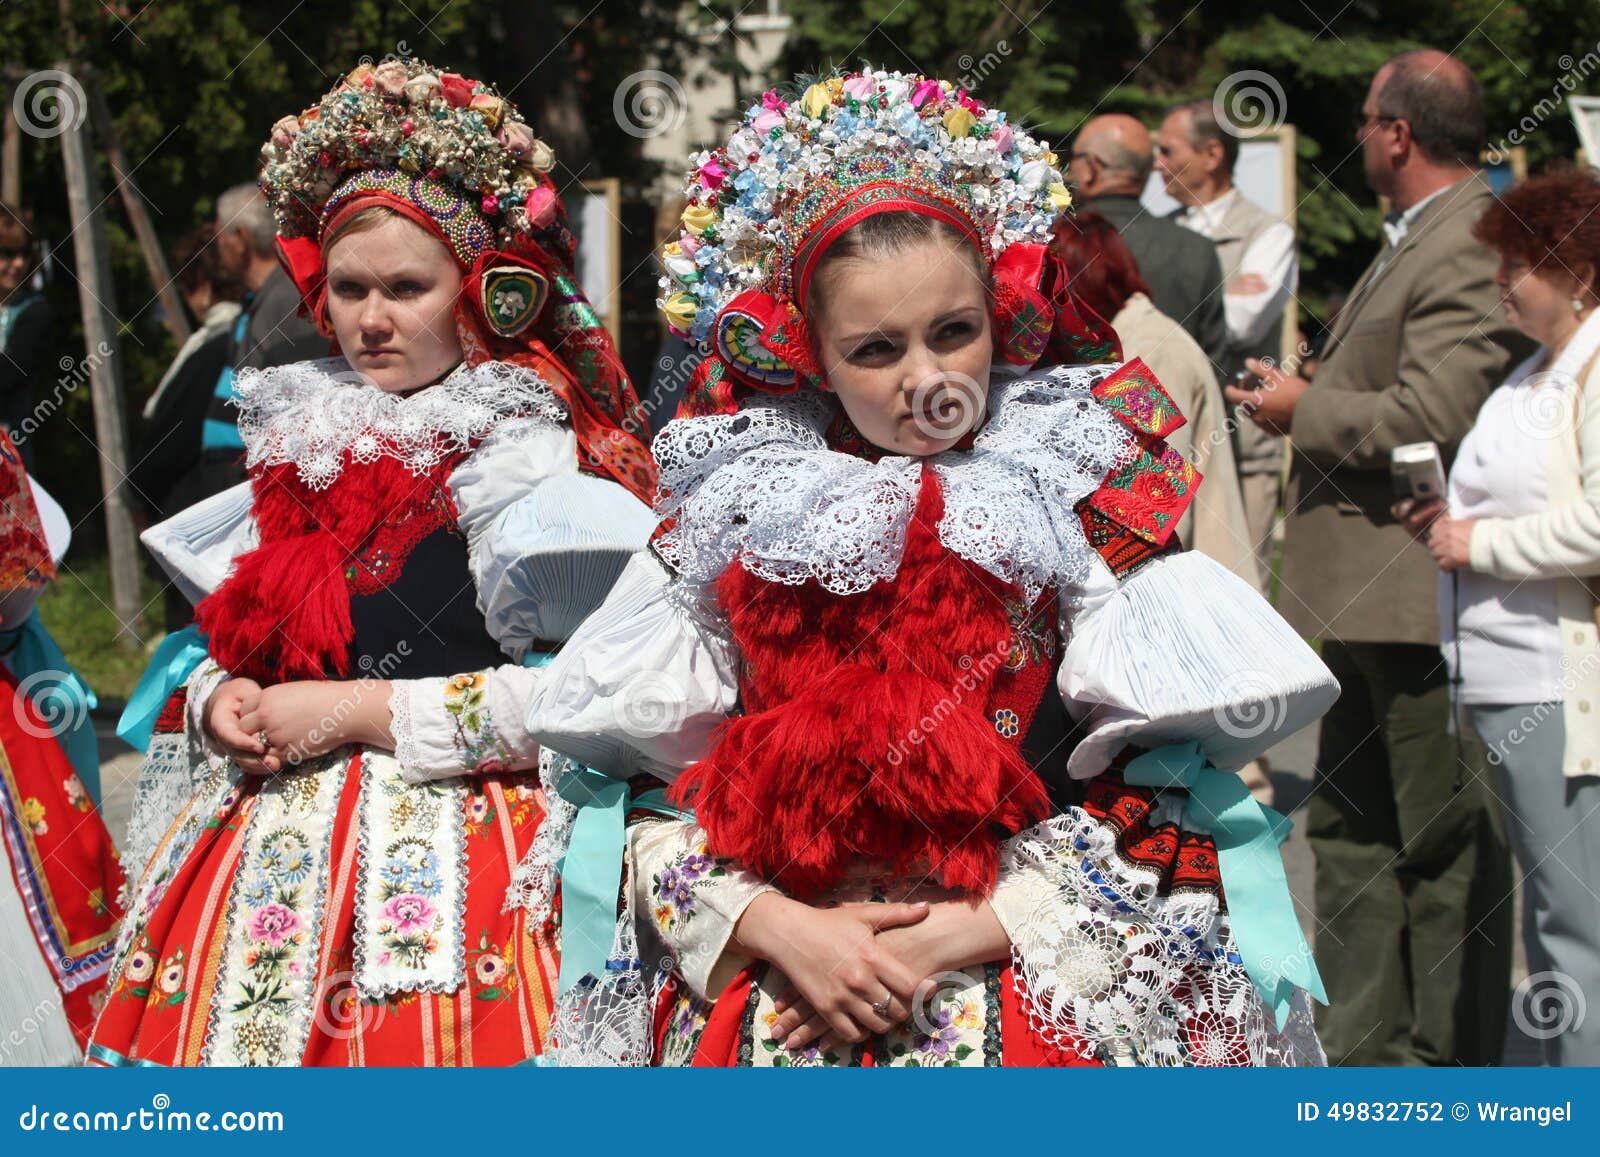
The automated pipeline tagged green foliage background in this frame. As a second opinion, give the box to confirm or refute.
[4,0,1597,549]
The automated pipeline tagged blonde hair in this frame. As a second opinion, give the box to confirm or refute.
[322,203,399,251]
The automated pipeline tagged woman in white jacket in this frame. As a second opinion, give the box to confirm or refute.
[1398,169,1600,1065]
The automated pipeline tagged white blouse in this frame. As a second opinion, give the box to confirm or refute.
[1443,357,1567,705]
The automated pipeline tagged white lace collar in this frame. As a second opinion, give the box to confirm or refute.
[651,362,1139,600]
[234,357,567,490]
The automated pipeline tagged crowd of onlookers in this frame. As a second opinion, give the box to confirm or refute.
[4,45,1600,1066]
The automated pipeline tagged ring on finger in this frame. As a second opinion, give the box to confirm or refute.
[257,729,270,748]
[871,994,893,1018]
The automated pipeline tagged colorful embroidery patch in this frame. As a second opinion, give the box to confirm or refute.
[1091,358,1185,440]
[480,265,548,336]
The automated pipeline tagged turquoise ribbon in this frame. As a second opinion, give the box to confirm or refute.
[551,759,689,995]
[515,649,694,995]
[115,625,208,753]
[1123,741,1328,1029]
[0,610,101,805]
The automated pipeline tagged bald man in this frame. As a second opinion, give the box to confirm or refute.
[1068,114,1226,365]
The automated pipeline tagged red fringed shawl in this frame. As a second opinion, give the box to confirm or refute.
[669,468,1052,898]
[195,452,461,685]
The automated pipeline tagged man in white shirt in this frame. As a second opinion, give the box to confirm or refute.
[1157,100,1297,585]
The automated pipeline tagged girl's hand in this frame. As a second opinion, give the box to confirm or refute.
[769,898,1011,1051]
[732,893,928,1052]
[203,677,276,775]
[1392,497,1446,542]
[238,679,393,768]
[1425,514,1476,572]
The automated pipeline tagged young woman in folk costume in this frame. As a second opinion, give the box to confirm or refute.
[0,435,124,1064]
[88,58,657,1067]
[392,70,1339,1067]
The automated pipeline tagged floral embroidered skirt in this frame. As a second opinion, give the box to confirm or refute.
[0,675,124,1054]
[89,738,559,1067]
[647,772,1323,1068]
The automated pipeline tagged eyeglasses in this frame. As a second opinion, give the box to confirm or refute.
[1358,110,1400,129]
[0,247,27,262]
[1068,150,1103,166]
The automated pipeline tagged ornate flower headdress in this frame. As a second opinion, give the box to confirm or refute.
[658,69,1119,410]
[256,57,655,502]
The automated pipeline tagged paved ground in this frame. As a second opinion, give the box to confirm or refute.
[93,709,1545,1064]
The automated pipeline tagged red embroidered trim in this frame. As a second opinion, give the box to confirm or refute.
[1080,764,1225,900]
[343,481,458,596]
[152,688,188,737]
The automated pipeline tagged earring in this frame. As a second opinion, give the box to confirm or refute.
[1574,298,1585,314]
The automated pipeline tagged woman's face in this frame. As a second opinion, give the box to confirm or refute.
[325,213,464,392]
[809,234,992,457]
[1494,255,1587,347]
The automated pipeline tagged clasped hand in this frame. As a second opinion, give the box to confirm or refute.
[203,677,392,774]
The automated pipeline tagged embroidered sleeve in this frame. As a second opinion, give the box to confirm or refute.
[1055,549,1339,780]
[1074,358,1201,578]
[390,663,547,783]
[185,660,231,757]
[629,817,776,1000]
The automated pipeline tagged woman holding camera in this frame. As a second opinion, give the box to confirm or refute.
[1398,169,1600,1066]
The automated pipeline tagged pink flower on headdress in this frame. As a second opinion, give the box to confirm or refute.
[678,234,701,258]
[751,108,784,136]
[843,75,876,102]
[373,61,408,98]
[270,116,301,151]
[524,184,557,228]
[991,124,1014,153]
[910,79,943,109]
[761,90,788,112]
[699,158,727,189]
[498,121,536,160]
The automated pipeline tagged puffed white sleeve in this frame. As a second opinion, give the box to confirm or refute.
[138,481,257,607]
[386,417,663,781]
[390,549,741,784]
[1056,549,1340,779]
[521,550,742,780]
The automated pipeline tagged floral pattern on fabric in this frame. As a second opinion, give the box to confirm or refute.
[443,672,510,773]
[354,753,467,999]
[650,840,728,937]
[1090,357,1185,440]
[204,760,345,1066]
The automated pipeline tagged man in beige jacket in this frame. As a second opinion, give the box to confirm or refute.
[1227,50,1528,1066]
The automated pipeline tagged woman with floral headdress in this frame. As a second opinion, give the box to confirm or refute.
[391,71,1339,1067]
[88,58,657,1067]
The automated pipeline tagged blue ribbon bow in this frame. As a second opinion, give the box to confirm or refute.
[1124,741,1328,1029]
[116,624,209,753]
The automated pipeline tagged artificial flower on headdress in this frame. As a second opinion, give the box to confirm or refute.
[657,68,1119,412]
[256,56,655,503]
